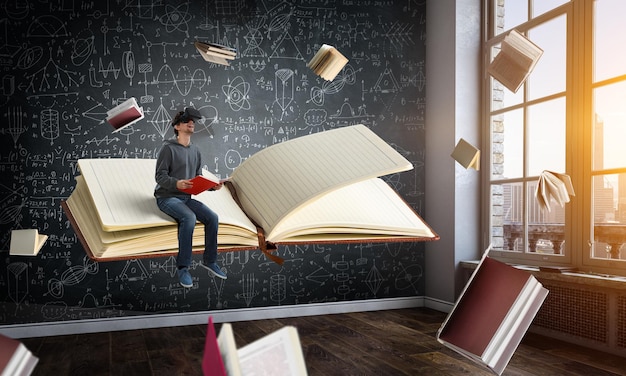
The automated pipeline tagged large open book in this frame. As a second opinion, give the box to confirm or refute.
[203,316,307,376]
[487,29,543,93]
[437,248,549,375]
[61,125,438,261]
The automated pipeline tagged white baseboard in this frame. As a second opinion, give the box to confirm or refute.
[0,296,429,339]
[424,296,454,313]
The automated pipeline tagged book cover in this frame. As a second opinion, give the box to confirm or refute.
[451,138,480,170]
[202,316,227,376]
[437,249,548,375]
[179,171,222,195]
[9,229,48,256]
[106,97,144,132]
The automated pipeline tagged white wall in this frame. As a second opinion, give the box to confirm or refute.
[425,0,482,308]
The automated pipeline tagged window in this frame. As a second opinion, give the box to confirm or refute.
[485,0,626,276]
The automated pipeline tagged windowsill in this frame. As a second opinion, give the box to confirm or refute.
[460,260,626,290]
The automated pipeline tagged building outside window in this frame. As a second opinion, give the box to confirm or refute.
[485,0,626,276]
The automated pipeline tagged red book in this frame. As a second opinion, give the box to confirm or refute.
[202,316,227,376]
[0,334,38,375]
[437,249,548,375]
[179,172,223,195]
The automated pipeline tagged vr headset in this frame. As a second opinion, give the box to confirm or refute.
[175,107,203,125]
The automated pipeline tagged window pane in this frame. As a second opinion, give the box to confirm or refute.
[532,0,569,18]
[493,182,525,253]
[528,16,567,100]
[496,0,528,35]
[592,174,626,260]
[593,82,626,170]
[493,109,524,179]
[594,0,626,82]
[528,180,566,255]
[527,97,566,176]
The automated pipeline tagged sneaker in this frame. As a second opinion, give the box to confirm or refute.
[200,261,227,279]
[177,267,193,288]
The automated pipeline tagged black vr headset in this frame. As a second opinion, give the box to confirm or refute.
[175,107,203,125]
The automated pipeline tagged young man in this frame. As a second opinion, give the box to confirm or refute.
[154,107,227,287]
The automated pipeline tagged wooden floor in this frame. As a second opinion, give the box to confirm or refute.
[20,307,626,375]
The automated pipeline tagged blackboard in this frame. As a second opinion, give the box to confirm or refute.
[0,0,427,325]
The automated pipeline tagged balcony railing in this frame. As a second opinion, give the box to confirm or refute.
[503,223,626,259]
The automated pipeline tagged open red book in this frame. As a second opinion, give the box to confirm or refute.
[179,170,225,195]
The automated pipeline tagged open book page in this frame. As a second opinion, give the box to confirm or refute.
[535,170,574,211]
[237,326,307,376]
[267,178,435,242]
[217,323,243,376]
[10,229,48,256]
[230,124,413,239]
[487,30,543,93]
[78,158,174,231]
[66,174,259,258]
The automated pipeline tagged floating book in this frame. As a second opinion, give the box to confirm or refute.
[487,29,543,93]
[437,248,549,375]
[203,316,307,376]
[106,97,144,132]
[195,41,236,67]
[307,44,348,81]
[0,333,38,376]
[535,170,575,212]
[451,138,480,170]
[9,229,48,256]
[61,124,439,261]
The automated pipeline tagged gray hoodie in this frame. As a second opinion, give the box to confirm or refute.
[154,139,202,198]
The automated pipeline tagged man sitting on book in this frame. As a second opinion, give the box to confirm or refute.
[154,107,227,287]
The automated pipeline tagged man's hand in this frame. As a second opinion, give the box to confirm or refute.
[177,179,193,190]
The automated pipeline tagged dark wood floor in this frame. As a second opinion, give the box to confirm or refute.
[19,307,626,375]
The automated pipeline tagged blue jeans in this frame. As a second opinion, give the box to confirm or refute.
[156,196,219,268]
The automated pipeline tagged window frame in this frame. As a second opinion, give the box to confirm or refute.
[482,0,626,276]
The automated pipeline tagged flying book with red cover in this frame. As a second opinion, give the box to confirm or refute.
[106,97,144,132]
[437,247,549,375]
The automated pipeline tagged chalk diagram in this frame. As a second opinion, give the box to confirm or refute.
[236,273,259,307]
[119,259,151,300]
[329,102,375,126]
[155,64,208,97]
[150,102,173,139]
[41,108,60,145]
[269,274,286,304]
[7,262,28,306]
[161,3,192,37]
[222,76,251,112]
[71,29,96,66]
[394,262,423,293]
[308,64,357,106]
[47,257,99,299]
[26,49,80,93]
[271,68,299,123]
[27,15,68,38]
[365,261,385,296]
[4,106,27,147]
